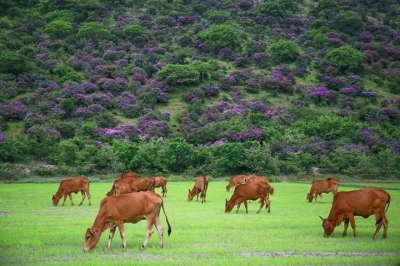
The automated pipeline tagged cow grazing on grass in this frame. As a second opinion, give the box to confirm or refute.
[107,177,155,196]
[121,172,138,179]
[188,176,209,203]
[320,188,390,239]
[226,175,247,192]
[307,178,340,203]
[52,177,91,207]
[225,182,271,214]
[154,176,168,197]
[83,191,172,251]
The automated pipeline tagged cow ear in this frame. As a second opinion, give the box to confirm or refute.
[225,199,228,203]
[319,216,324,221]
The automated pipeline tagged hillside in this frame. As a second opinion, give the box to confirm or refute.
[0,0,399,179]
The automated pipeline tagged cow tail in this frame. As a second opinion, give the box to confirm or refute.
[375,192,391,225]
[161,201,172,236]
[202,176,209,199]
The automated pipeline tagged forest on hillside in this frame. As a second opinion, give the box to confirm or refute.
[0,0,399,180]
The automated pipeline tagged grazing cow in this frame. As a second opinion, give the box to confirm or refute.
[225,182,271,214]
[307,178,340,203]
[83,191,172,251]
[154,176,168,197]
[188,176,209,203]
[52,177,91,207]
[320,188,390,239]
[121,172,138,179]
[226,175,247,192]
[107,177,155,196]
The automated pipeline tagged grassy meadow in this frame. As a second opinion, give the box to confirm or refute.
[0,181,399,265]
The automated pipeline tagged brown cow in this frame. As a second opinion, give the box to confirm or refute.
[226,175,247,192]
[52,177,91,207]
[307,178,340,203]
[154,176,168,197]
[225,182,271,214]
[120,172,138,179]
[107,177,155,196]
[83,191,172,251]
[320,188,390,239]
[188,176,209,203]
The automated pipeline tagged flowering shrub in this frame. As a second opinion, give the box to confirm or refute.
[309,87,334,105]
[228,127,265,142]
[201,85,220,98]
[0,102,26,121]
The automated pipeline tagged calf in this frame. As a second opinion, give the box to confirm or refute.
[320,188,390,239]
[83,191,171,251]
[226,175,247,192]
[307,178,339,203]
[120,172,138,179]
[154,176,168,197]
[188,176,209,203]
[107,177,155,196]
[52,177,91,207]
[225,182,271,214]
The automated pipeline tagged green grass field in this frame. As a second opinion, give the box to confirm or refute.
[0,182,399,265]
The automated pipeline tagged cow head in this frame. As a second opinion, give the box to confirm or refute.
[320,216,336,237]
[225,185,231,192]
[83,228,100,251]
[52,195,60,206]
[187,189,194,202]
[224,199,234,213]
[306,193,313,202]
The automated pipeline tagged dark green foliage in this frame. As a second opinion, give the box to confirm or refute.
[331,11,364,36]
[267,41,299,63]
[54,121,77,139]
[0,49,31,74]
[197,24,240,50]
[76,22,110,41]
[122,24,146,39]
[156,64,200,85]
[45,20,74,39]
[325,46,366,72]
[257,0,296,19]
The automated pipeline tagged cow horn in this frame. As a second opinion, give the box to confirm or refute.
[319,216,324,221]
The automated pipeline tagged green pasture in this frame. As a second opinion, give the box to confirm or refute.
[0,182,399,265]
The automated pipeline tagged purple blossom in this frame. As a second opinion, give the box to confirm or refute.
[228,127,264,142]
[309,87,334,103]
[0,133,5,142]
[0,102,26,120]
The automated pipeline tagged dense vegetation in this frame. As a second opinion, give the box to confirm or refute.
[0,0,400,180]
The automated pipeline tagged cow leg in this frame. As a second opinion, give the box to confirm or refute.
[153,213,164,248]
[342,219,349,237]
[244,200,249,214]
[347,214,357,237]
[257,196,265,213]
[86,191,92,206]
[141,216,155,249]
[78,191,86,206]
[265,197,271,213]
[236,201,242,214]
[106,226,117,248]
[319,193,323,203]
[64,194,72,206]
[373,215,388,239]
[116,222,127,250]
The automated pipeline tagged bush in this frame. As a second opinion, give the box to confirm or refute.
[156,64,200,85]
[267,41,299,63]
[325,46,365,73]
[45,20,73,39]
[197,24,240,50]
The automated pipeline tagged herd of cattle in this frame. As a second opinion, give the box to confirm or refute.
[51,174,391,251]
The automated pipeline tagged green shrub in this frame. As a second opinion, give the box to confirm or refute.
[325,45,365,73]
[156,64,200,85]
[197,24,240,50]
[122,24,146,39]
[45,20,74,39]
[267,40,299,63]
